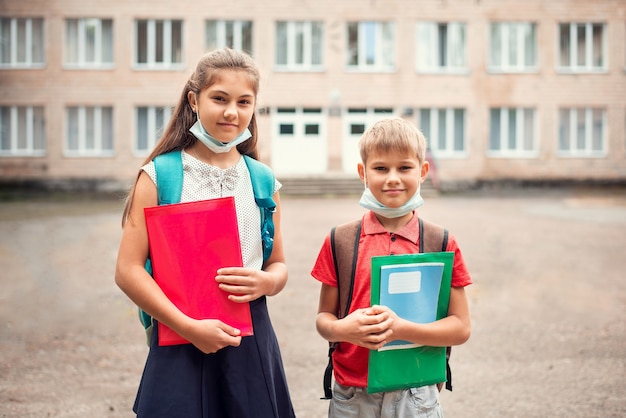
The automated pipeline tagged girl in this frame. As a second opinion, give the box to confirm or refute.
[115,48,295,418]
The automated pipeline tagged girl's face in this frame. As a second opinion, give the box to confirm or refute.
[188,70,256,143]
[358,148,428,208]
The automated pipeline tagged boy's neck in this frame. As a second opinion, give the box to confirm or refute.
[372,211,415,233]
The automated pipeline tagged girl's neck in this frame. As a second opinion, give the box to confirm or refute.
[189,142,241,169]
[374,211,414,233]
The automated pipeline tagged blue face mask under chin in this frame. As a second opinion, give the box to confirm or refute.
[189,118,252,154]
[359,183,424,218]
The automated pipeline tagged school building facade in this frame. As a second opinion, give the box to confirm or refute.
[0,0,625,192]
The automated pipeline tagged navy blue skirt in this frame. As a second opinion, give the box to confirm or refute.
[133,297,295,418]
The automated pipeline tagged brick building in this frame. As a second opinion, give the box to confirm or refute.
[0,0,625,191]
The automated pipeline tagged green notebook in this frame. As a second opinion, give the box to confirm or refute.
[367,251,454,394]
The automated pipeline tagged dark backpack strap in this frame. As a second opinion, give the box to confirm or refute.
[419,217,453,392]
[322,219,361,400]
[332,220,362,319]
[419,217,448,253]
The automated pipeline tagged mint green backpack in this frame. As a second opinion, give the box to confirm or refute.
[139,150,277,336]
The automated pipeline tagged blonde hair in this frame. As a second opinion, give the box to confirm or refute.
[359,117,428,165]
[121,48,261,224]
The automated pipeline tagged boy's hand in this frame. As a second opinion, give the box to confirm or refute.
[337,307,394,350]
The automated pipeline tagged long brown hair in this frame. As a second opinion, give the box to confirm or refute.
[121,48,261,225]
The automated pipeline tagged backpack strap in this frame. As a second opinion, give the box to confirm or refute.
[139,151,185,337]
[419,217,453,392]
[419,218,449,253]
[331,220,362,319]
[243,155,277,263]
[321,219,361,400]
[154,150,183,205]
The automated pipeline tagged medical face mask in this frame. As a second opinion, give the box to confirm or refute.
[189,118,252,154]
[359,181,424,218]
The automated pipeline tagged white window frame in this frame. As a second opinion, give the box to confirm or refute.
[274,107,325,138]
[346,21,395,72]
[65,106,114,156]
[489,22,537,73]
[64,18,114,68]
[417,108,467,158]
[342,108,396,172]
[0,106,46,156]
[205,20,253,55]
[558,107,606,157]
[557,22,607,73]
[275,21,323,71]
[134,19,184,69]
[135,106,173,154]
[344,107,396,138]
[416,22,467,74]
[488,107,538,157]
[271,107,328,175]
[0,17,45,68]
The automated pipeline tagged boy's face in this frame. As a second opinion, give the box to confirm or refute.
[358,149,429,209]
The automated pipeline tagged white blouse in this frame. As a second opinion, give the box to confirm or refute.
[143,150,281,270]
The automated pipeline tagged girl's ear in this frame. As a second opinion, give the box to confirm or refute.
[187,91,197,113]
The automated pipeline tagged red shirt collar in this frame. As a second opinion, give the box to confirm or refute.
[361,210,420,245]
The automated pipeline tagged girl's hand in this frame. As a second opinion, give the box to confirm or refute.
[183,318,242,354]
[215,267,273,302]
[336,307,394,350]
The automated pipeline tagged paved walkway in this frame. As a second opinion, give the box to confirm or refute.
[0,188,625,417]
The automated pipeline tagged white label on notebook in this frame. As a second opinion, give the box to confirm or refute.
[388,271,421,294]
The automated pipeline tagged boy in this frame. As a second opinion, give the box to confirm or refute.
[311,117,472,417]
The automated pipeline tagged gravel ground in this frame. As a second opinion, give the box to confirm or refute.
[0,187,624,417]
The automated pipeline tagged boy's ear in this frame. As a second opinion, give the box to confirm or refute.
[420,160,430,183]
[357,162,366,184]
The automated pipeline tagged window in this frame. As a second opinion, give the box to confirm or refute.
[275,107,323,137]
[0,106,45,155]
[64,18,113,68]
[347,21,395,71]
[558,108,606,156]
[416,22,466,73]
[489,22,537,72]
[66,106,114,155]
[136,106,172,153]
[558,22,606,72]
[489,108,537,156]
[418,108,466,156]
[206,20,253,55]
[135,19,183,68]
[0,17,45,68]
[342,108,395,172]
[271,107,327,174]
[275,21,323,71]
[345,107,394,135]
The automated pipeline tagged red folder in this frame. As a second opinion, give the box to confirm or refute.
[144,196,253,346]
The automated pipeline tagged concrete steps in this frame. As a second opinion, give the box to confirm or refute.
[278,175,439,197]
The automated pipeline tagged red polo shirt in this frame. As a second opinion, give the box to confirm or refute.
[311,210,472,388]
